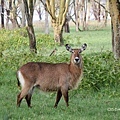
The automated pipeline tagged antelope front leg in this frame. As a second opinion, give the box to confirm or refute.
[61,88,69,107]
[54,89,62,108]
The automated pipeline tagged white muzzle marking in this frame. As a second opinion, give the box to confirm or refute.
[74,57,80,64]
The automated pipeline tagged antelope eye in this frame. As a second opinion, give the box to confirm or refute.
[71,50,74,53]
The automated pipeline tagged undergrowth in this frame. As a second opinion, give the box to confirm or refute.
[81,52,120,98]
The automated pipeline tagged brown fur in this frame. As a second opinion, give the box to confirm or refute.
[17,44,87,108]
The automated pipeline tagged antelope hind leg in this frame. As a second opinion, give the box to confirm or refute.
[25,93,32,108]
[25,87,34,107]
[17,87,31,107]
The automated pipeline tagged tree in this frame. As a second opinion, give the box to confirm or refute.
[12,0,19,28]
[109,0,120,59]
[74,0,79,32]
[68,0,81,31]
[74,0,88,31]
[23,0,37,53]
[44,0,49,34]
[6,0,20,29]
[40,0,70,45]
[6,0,12,29]
[19,0,26,27]
[63,16,70,33]
[1,0,4,28]
[94,0,109,26]
[82,0,88,30]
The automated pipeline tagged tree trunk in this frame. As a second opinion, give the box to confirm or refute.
[104,10,108,27]
[1,0,4,28]
[74,0,79,32]
[83,0,87,31]
[38,2,42,20]
[53,25,64,45]
[109,0,120,59]
[26,25,37,53]
[23,0,37,53]
[6,0,12,29]
[63,17,70,33]
[44,0,49,34]
[19,1,26,27]
[92,0,98,20]
[98,0,101,22]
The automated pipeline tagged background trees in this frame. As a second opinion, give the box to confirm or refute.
[0,0,109,30]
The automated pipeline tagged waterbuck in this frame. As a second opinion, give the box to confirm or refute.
[17,43,87,108]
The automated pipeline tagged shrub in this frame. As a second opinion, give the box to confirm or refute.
[81,52,120,92]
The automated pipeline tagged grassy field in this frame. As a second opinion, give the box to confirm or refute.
[0,26,120,120]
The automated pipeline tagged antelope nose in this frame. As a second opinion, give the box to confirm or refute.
[74,57,80,63]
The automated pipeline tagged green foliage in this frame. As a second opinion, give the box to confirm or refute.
[81,52,120,93]
[36,34,55,48]
[0,28,28,57]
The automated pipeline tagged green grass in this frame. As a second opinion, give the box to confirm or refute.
[0,27,120,120]
[0,70,120,120]
[63,27,112,53]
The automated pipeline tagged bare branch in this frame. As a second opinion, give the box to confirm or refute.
[40,0,56,20]
[94,0,110,14]
[68,13,82,31]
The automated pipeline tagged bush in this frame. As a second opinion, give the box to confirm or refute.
[81,52,120,92]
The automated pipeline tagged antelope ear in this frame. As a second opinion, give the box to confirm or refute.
[65,44,73,53]
[80,43,87,53]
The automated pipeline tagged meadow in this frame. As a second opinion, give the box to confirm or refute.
[0,25,120,120]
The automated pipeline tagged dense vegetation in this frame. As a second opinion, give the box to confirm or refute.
[0,27,120,120]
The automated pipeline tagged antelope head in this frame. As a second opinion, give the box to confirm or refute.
[65,43,87,65]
